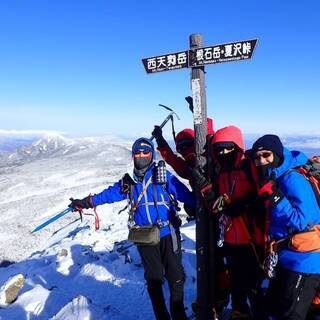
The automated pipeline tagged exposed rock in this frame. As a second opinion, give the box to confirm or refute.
[59,249,68,257]
[0,274,25,307]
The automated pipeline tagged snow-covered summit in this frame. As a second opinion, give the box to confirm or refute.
[0,134,134,262]
[0,134,132,168]
[0,133,196,320]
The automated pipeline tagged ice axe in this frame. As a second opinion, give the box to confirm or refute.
[150,104,180,141]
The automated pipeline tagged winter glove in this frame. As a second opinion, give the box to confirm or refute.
[120,173,135,194]
[185,96,194,113]
[191,166,216,203]
[151,125,167,148]
[258,180,284,208]
[68,196,93,211]
[191,166,207,189]
[184,203,196,222]
[223,192,256,217]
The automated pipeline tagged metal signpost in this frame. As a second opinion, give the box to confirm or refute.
[142,34,257,320]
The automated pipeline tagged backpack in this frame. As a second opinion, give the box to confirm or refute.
[293,160,320,207]
[278,159,320,253]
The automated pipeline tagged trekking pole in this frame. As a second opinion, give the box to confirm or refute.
[150,104,180,141]
[31,208,73,233]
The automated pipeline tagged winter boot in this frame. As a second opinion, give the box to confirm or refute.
[169,279,188,320]
[229,309,252,320]
[147,280,170,320]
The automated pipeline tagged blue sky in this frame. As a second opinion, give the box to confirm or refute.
[0,0,319,138]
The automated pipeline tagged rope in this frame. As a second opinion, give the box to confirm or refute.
[93,206,100,230]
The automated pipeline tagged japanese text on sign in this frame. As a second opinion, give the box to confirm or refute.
[142,51,189,73]
[189,39,257,67]
[142,39,258,73]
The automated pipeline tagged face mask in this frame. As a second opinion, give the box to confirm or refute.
[257,163,273,184]
[216,151,237,168]
[134,157,152,170]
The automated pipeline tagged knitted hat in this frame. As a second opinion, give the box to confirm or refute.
[252,134,284,159]
[132,138,154,155]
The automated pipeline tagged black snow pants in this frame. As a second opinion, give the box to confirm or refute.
[137,232,187,320]
[224,243,264,318]
[265,266,320,320]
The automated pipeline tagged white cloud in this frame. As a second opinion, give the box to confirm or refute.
[0,129,65,137]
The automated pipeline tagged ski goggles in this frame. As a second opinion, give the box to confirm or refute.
[133,149,152,158]
[213,142,236,154]
[176,139,194,152]
[214,146,235,154]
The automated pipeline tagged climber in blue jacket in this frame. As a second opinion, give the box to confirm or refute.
[251,134,320,320]
[69,137,195,320]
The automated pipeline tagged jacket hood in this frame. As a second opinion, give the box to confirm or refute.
[175,129,195,144]
[271,148,309,179]
[212,125,244,151]
[207,118,215,135]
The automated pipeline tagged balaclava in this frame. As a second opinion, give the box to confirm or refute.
[214,141,238,169]
[175,129,195,165]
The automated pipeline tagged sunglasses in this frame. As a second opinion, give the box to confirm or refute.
[253,152,273,160]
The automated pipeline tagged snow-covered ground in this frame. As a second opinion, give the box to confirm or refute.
[0,132,318,319]
[0,208,197,319]
[0,134,197,319]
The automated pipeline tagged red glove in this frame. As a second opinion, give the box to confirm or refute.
[258,180,276,197]
[258,180,284,207]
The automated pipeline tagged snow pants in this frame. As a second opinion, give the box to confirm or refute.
[265,266,320,320]
[137,232,187,320]
[224,243,264,318]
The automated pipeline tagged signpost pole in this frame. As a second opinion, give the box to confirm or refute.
[141,36,258,320]
[190,33,211,320]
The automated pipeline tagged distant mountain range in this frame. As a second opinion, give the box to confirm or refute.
[0,132,319,168]
[0,134,132,168]
[0,136,38,152]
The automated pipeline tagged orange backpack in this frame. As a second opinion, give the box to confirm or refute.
[270,160,320,253]
[287,160,320,252]
[313,287,320,305]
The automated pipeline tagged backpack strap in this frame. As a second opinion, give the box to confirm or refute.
[279,165,320,208]
[295,164,320,208]
[128,176,153,225]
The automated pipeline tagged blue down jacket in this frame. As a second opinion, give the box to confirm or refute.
[270,148,320,274]
[92,163,195,238]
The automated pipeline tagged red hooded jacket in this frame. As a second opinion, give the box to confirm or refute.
[212,126,264,245]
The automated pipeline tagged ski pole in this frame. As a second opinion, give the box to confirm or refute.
[31,208,72,233]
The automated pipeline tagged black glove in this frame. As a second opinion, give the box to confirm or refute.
[152,126,167,148]
[184,203,196,221]
[185,96,194,113]
[120,173,135,194]
[223,192,256,217]
[191,166,207,189]
[69,196,93,211]
[152,125,163,139]
[191,166,216,203]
